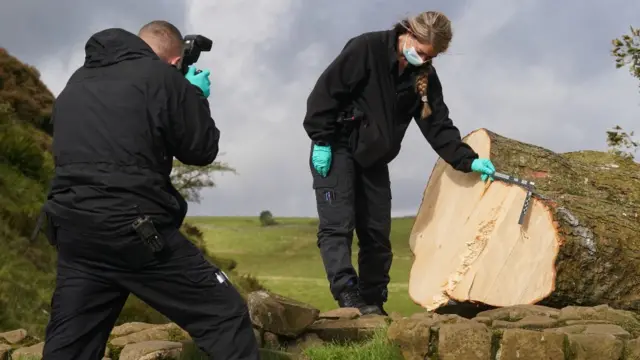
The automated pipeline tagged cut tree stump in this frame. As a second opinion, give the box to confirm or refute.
[408,128,640,312]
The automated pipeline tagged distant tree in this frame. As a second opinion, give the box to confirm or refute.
[170,158,236,203]
[612,26,640,88]
[259,210,277,227]
[606,125,638,159]
[608,27,639,159]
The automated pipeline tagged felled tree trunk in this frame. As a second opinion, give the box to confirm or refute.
[408,128,640,312]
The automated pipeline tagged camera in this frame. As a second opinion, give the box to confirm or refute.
[176,34,213,75]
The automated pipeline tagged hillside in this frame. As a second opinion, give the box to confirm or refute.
[0,48,58,336]
[188,216,424,315]
[0,49,262,337]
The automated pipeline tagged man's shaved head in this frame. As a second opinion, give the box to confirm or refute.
[138,20,183,63]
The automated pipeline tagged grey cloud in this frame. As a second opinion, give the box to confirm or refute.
[1,0,186,63]
[3,1,639,220]
[477,0,640,83]
[258,1,469,84]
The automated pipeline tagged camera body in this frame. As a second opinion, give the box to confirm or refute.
[176,34,213,75]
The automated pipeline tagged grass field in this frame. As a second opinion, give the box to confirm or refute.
[187,215,424,316]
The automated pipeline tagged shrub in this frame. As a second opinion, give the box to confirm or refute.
[259,210,277,227]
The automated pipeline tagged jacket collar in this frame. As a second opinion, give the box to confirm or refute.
[387,27,400,73]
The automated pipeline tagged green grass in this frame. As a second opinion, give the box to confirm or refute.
[187,215,424,316]
[302,327,404,360]
[0,117,58,336]
[178,327,404,360]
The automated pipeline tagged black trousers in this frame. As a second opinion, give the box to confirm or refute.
[42,226,259,360]
[309,144,393,304]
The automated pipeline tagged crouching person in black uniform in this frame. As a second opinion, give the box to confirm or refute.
[41,21,259,360]
[303,11,496,316]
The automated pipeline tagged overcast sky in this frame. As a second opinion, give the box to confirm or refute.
[2,0,639,217]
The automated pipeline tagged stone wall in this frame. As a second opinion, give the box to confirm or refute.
[387,303,640,360]
[3,290,640,359]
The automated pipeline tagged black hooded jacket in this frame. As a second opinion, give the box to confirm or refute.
[43,28,220,235]
[303,28,478,171]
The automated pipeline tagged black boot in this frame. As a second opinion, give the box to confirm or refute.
[337,289,382,315]
[371,303,388,316]
[360,290,388,316]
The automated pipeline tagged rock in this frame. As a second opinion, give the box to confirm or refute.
[497,329,565,360]
[118,340,183,360]
[8,303,640,359]
[564,319,611,326]
[625,337,640,360]
[475,305,560,322]
[472,316,492,326]
[545,323,631,339]
[492,315,559,329]
[286,332,325,355]
[566,333,624,360]
[258,348,296,359]
[253,328,263,348]
[318,308,361,320]
[264,332,281,349]
[109,327,172,347]
[11,341,44,360]
[0,344,11,360]
[308,315,388,342]
[558,304,640,336]
[0,329,27,344]
[294,333,324,351]
[247,290,320,338]
[153,323,190,341]
[437,322,492,360]
[111,322,158,337]
[409,312,472,329]
[387,316,431,360]
[389,312,404,322]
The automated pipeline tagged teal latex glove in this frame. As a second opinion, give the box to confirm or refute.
[471,158,496,182]
[312,144,332,177]
[185,65,211,98]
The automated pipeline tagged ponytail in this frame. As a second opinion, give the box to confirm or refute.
[415,62,433,119]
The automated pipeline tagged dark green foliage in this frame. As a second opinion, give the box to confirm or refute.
[612,26,640,88]
[0,48,54,134]
[606,125,638,159]
[0,49,58,336]
[608,27,639,159]
[259,210,278,226]
[171,158,236,203]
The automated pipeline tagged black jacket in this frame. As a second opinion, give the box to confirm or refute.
[43,28,220,235]
[303,28,478,171]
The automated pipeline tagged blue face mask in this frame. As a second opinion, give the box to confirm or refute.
[402,36,425,66]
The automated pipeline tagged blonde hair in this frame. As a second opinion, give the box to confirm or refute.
[398,11,453,119]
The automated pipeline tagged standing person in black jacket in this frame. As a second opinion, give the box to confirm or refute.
[41,21,259,360]
[303,11,496,315]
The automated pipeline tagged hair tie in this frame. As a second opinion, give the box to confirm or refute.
[421,95,428,103]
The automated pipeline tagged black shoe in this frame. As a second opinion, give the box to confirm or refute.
[374,303,388,316]
[360,303,386,316]
[337,288,368,308]
[360,290,389,316]
[337,289,382,315]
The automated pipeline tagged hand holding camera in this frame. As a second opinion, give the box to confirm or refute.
[177,34,213,98]
[186,65,211,98]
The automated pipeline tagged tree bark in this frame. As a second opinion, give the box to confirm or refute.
[408,128,640,312]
